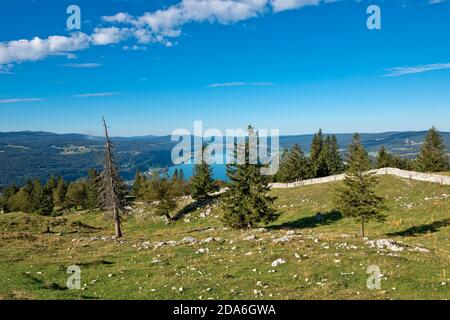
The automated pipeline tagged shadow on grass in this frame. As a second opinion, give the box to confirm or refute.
[172,194,220,221]
[268,209,342,230]
[386,218,450,237]
[23,274,67,291]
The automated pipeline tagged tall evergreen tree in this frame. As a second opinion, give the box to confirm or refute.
[310,129,325,177]
[148,172,177,224]
[53,177,67,209]
[316,139,331,177]
[190,146,218,201]
[414,127,449,172]
[376,146,392,168]
[326,135,344,174]
[100,118,127,238]
[86,169,101,210]
[335,133,385,238]
[274,148,290,182]
[132,170,146,199]
[39,178,55,215]
[222,126,278,229]
[277,144,311,182]
[8,180,34,213]
[0,184,19,213]
[66,181,87,210]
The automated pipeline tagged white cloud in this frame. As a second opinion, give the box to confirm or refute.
[429,0,446,4]
[91,27,130,45]
[0,98,44,104]
[206,81,274,87]
[207,81,247,87]
[271,0,321,13]
[0,32,91,65]
[72,92,123,98]
[385,63,450,77]
[1,0,344,71]
[60,63,102,68]
[102,12,135,24]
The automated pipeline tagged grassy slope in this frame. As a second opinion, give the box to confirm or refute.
[0,175,448,300]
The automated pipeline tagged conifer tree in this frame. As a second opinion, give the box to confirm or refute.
[53,177,67,210]
[326,135,344,174]
[148,172,177,224]
[99,118,127,238]
[8,180,34,213]
[274,148,290,182]
[222,126,278,229]
[0,184,19,213]
[316,139,331,177]
[376,146,393,168]
[86,169,101,210]
[66,181,87,210]
[335,133,385,238]
[191,146,218,201]
[310,129,324,177]
[279,144,311,182]
[39,178,55,215]
[132,170,146,199]
[414,127,449,172]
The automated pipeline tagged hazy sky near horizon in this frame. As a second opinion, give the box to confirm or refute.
[0,0,449,136]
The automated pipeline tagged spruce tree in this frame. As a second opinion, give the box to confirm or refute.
[190,146,218,201]
[280,144,311,182]
[86,169,101,210]
[39,178,55,215]
[310,129,324,177]
[222,126,278,229]
[316,139,331,177]
[8,180,34,213]
[66,181,87,210]
[274,148,290,182]
[335,133,385,238]
[132,170,146,199]
[0,184,19,213]
[326,135,344,174]
[53,177,67,210]
[415,127,449,172]
[376,146,393,168]
[148,172,177,224]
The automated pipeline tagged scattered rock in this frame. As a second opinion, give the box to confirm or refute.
[271,258,287,267]
[273,236,290,243]
[367,239,404,252]
[196,248,210,254]
[182,237,197,245]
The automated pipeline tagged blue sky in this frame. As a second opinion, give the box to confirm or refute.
[0,0,449,136]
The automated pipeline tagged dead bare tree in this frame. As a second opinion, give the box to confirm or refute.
[100,117,126,238]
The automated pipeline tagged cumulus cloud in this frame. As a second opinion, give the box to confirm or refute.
[0,32,91,65]
[384,63,450,77]
[271,0,321,13]
[0,0,343,71]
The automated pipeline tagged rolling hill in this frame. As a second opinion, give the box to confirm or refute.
[0,130,449,186]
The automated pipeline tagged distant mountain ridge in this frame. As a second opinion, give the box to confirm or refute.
[0,130,449,186]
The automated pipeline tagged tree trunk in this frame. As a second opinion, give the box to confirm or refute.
[361,217,365,238]
[114,208,122,238]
